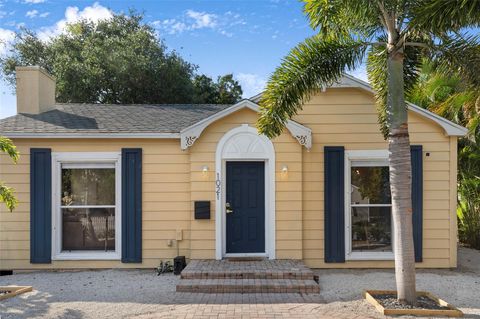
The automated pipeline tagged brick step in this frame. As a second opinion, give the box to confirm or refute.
[176,278,320,294]
[180,260,316,280]
[181,269,314,280]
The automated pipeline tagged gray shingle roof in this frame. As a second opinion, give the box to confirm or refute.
[0,103,232,135]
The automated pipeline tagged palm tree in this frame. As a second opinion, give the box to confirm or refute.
[257,0,479,305]
[409,60,480,250]
[0,136,19,212]
[409,60,480,139]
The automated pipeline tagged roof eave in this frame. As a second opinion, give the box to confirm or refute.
[2,132,181,139]
[406,102,468,136]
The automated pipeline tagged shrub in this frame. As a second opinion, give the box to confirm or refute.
[457,176,480,249]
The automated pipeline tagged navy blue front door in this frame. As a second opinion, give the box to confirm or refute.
[226,161,265,254]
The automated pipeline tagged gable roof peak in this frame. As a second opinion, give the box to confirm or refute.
[249,74,467,137]
[180,99,312,150]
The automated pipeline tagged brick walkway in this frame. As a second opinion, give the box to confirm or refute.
[161,260,379,318]
[132,292,380,319]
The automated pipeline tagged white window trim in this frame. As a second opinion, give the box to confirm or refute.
[51,152,122,261]
[344,150,394,261]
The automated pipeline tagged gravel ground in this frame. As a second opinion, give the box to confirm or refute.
[0,247,479,319]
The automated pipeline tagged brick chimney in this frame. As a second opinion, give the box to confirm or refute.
[16,66,56,114]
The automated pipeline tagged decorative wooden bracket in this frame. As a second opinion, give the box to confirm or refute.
[180,100,312,150]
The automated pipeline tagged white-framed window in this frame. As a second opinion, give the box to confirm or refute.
[51,152,122,260]
[345,150,394,260]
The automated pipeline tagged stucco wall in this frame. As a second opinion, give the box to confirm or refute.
[0,87,457,269]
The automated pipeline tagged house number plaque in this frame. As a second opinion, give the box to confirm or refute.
[215,173,221,200]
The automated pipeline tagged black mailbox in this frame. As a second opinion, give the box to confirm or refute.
[194,201,210,219]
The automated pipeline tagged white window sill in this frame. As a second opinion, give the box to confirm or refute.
[52,251,121,261]
[346,252,394,261]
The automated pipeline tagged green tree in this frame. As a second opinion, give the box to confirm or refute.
[193,75,219,104]
[1,13,242,105]
[193,74,243,104]
[257,0,479,304]
[216,74,243,104]
[0,137,19,212]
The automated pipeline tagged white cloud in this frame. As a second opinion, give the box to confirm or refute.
[154,19,188,35]
[0,27,15,56]
[64,2,112,23]
[220,30,233,37]
[26,9,38,18]
[236,73,267,98]
[27,10,48,18]
[0,9,14,19]
[185,10,217,29]
[23,0,45,3]
[38,2,112,40]
[155,9,243,37]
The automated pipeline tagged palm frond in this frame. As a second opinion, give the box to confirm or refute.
[367,44,389,138]
[412,0,480,32]
[0,136,19,163]
[367,39,424,138]
[429,34,480,87]
[0,182,18,212]
[408,59,480,140]
[258,36,368,138]
[303,0,382,39]
[0,136,19,212]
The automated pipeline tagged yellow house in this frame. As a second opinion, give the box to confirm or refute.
[0,66,467,270]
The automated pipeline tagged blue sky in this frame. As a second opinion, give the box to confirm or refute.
[0,1,478,120]
[2,0,347,118]
[14,0,480,120]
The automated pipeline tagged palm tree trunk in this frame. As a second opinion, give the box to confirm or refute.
[387,48,417,305]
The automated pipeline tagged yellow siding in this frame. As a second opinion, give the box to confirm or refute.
[188,108,303,260]
[0,139,191,269]
[0,87,458,269]
[294,88,457,268]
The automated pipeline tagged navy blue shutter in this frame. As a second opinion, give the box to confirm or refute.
[324,146,345,263]
[411,145,423,262]
[30,148,52,263]
[122,148,142,263]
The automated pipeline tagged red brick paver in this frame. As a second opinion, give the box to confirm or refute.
[131,292,381,319]
[177,260,320,294]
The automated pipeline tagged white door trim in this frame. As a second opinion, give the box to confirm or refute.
[215,124,276,260]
